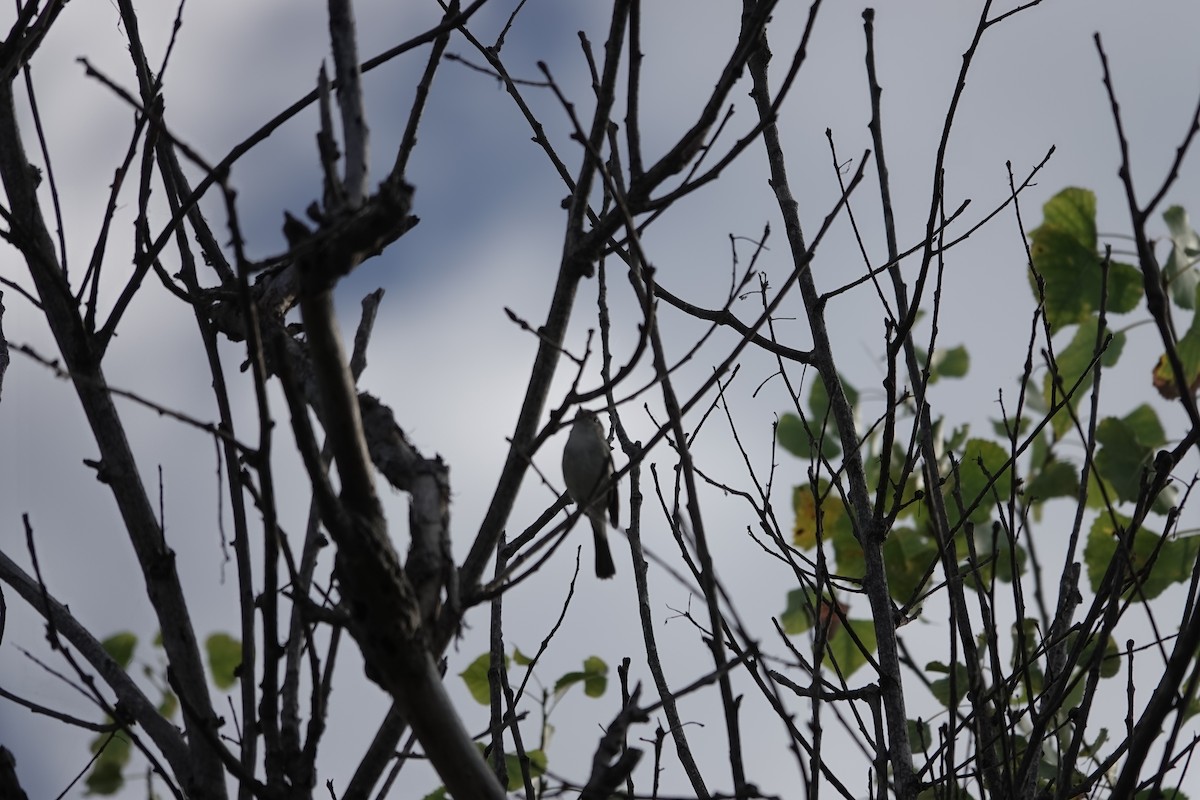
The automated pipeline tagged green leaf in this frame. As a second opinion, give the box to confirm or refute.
[581,655,608,698]
[554,656,608,698]
[1093,405,1176,513]
[1025,459,1079,502]
[927,660,970,708]
[101,632,138,669]
[1043,319,1126,439]
[1010,619,1042,690]
[555,672,590,695]
[1094,417,1152,504]
[158,690,178,720]
[882,528,937,605]
[459,652,500,706]
[780,587,848,639]
[1080,726,1110,758]
[502,749,548,790]
[1083,513,1125,593]
[512,647,533,666]
[1041,187,1096,244]
[87,730,132,796]
[963,522,1026,588]
[1122,403,1166,448]
[1072,631,1121,680]
[808,371,859,427]
[780,587,816,635]
[1029,188,1143,327]
[1185,693,1200,724]
[943,422,971,455]
[908,718,932,752]
[1163,205,1200,309]
[778,412,832,460]
[928,345,970,383]
[945,438,1010,526]
[1083,513,1200,599]
[826,618,876,677]
[991,415,1030,441]
[778,373,861,461]
[205,632,242,691]
[1106,264,1143,313]
[824,514,865,581]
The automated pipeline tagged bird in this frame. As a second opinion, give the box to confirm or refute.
[561,410,618,579]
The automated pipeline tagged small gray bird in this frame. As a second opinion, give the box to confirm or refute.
[562,410,618,579]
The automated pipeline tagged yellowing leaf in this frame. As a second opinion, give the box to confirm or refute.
[205,632,242,691]
[791,481,850,549]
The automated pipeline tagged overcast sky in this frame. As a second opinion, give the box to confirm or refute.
[3,1,1200,797]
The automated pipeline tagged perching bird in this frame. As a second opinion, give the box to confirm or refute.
[561,410,618,579]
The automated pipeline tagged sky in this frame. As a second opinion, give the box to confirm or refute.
[2,0,1200,798]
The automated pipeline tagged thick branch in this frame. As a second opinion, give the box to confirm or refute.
[0,79,226,800]
[0,549,192,786]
